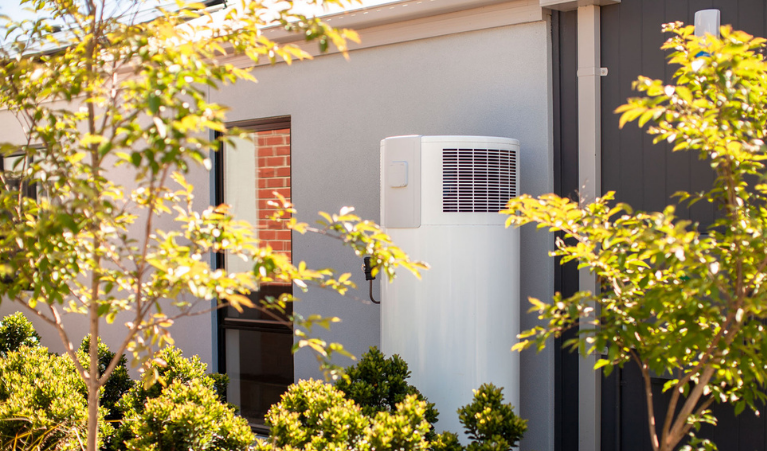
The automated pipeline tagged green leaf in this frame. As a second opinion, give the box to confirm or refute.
[56,213,79,233]
[734,400,746,416]
[594,359,610,369]
[148,94,161,115]
[131,152,142,167]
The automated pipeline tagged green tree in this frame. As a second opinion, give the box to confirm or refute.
[0,1,426,450]
[505,24,767,451]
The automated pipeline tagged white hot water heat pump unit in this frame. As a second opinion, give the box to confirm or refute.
[380,135,521,438]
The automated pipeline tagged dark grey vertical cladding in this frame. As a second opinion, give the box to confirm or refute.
[552,9,580,451]
[600,4,621,206]
[617,0,644,210]
[739,0,764,38]
[600,369,620,451]
[601,1,767,450]
[600,0,733,226]
[705,404,741,451]
[608,359,767,451]
[616,362,652,451]
[735,401,767,451]
[697,402,767,451]
[640,0,668,213]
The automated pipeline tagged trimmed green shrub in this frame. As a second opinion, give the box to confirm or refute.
[0,312,40,356]
[114,346,240,450]
[335,347,439,438]
[78,335,134,421]
[431,432,463,451]
[0,345,112,450]
[279,348,528,451]
[259,379,432,451]
[0,315,248,451]
[261,379,369,450]
[121,378,253,451]
[365,394,431,451]
[209,371,230,404]
[457,383,526,451]
[116,345,221,416]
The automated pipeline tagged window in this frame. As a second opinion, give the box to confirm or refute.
[217,117,293,431]
[1,153,36,200]
[0,153,37,284]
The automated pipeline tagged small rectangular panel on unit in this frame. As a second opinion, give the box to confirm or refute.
[380,136,421,228]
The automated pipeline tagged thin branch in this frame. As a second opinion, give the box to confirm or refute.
[45,303,89,380]
[632,350,660,451]
[132,166,170,315]
[15,299,56,328]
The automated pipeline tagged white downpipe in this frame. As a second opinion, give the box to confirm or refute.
[577,5,601,451]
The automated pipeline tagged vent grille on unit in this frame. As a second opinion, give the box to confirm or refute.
[442,148,517,213]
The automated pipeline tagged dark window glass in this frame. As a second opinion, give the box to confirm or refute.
[224,326,293,428]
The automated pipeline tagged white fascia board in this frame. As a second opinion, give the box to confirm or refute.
[225,0,544,68]
[263,0,523,41]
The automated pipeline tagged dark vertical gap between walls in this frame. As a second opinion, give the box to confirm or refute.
[214,131,227,375]
[551,12,564,451]
[553,9,580,451]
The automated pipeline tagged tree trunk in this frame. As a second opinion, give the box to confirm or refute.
[87,381,100,451]
[86,299,100,451]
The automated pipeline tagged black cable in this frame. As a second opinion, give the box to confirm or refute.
[369,280,379,304]
[363,257,379,304]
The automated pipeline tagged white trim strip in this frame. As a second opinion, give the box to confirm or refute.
[577,5,602,451]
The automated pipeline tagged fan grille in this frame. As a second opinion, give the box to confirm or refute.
[442,148,517,213]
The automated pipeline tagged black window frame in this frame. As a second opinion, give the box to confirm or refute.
[214,116,293,432]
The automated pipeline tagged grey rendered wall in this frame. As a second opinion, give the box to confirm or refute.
[212,20,555,451]
[0,112,215,375]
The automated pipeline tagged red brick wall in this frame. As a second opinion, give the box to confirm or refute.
[255,129,291,269]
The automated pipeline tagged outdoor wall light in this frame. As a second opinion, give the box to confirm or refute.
[694,9,720,39]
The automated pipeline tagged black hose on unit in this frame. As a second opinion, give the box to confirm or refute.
[363,257,379,304]
[369,280,379,304]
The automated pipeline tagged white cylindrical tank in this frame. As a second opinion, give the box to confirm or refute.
[380,135,520,439]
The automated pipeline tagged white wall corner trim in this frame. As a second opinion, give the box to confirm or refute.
[224,0,545,68]
[577,4,602,451]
